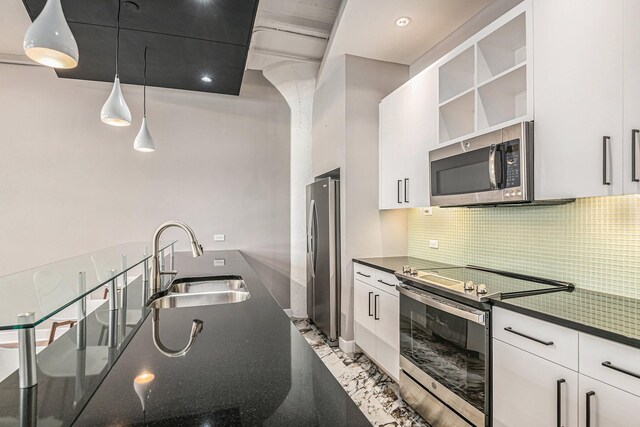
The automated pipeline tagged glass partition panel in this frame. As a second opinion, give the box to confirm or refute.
[0,241,175,331]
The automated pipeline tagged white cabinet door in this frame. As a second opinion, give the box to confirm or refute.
[353,278,376,357]
[533,0,623,200]
[578,374,640,427]
[623,0,640,194]
[379,90,406,209]
[493,339,579,427]
[374,290,399,381]
[405,67,439,207]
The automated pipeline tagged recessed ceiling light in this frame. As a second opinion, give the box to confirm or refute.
[201,76,212,83]
[395,16,411,27]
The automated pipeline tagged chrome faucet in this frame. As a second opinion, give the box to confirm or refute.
[150,221,204,297]
[149,221,204,358]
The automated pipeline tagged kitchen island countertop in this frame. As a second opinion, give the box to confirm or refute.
[74,250,370,426]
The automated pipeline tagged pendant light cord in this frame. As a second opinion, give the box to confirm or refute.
[115,0,121,76]
[143,47,147,117]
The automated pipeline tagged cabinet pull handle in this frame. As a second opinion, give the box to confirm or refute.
[504,327,554,346]
[603,136,612,185]
[556,379,565,427]
[377,279,396,287]
[368,292,373,317]
[601,361,640,380]
[586,391,595,427]
[404,178,409,203]
[374,294,380,320]
[356,272,371,278]
[397,180,402,204]
[633,130,640,182]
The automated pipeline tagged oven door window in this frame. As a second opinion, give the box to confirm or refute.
[400,293,486,413]
[431,147,495,196]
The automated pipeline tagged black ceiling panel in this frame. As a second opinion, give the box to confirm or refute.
[22,0,259,95]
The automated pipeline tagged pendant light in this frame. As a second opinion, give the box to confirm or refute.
[134,47,156,152]
[101,0,131,126]
[23,0,79,69]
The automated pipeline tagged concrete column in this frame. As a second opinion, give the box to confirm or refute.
[263,61,319,318]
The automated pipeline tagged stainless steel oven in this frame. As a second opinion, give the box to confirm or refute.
[429,121,533,207]
[398,284,489,427]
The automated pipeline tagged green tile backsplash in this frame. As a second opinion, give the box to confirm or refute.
[408,195,640,298]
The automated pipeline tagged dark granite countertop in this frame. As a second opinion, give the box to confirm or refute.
[353,256,457,274]
[354,256,640,349]
[74,250,370,426]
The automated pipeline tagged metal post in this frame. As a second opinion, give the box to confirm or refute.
[17,312,37,389]
[169,244,175,271]
[142,246,149,304]
[108,269,118,311]
[19,386,37,427]
[77,272,87,322]
[159,248,165,271]
[121,254,128,289]
[77,272,87,351]
[119,256,128,346]
[108,309,117,349]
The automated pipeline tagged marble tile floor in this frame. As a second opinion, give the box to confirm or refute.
[291,319,430,427]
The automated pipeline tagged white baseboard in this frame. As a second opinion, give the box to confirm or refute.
[339,337,356,354]
[283,308,293,318]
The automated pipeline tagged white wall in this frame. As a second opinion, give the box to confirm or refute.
[312,55,409,341]
[0,64,292,307]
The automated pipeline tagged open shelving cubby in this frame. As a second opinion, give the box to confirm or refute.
[477,64,527,130]
[437,7,529,145]
[477,12,526,85]
[439,46,475,104]
[439,90,475,143]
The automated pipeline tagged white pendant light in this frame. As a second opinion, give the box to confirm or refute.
[23,0,79,69]
[134,47,155,152]
[101,0,131,126]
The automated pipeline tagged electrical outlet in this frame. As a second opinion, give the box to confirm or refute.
[214,234,225,242]
[429,240,439,249]
[214,259,225,267]
[423,207,433,216]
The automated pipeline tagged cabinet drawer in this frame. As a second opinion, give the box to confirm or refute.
[372,270,400,297]
[353,264,377,287]
[493,307,579,370]
[579,333,640,397]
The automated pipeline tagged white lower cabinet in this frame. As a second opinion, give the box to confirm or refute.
[353,267,399,381]
[493,338,579,427]
[493,308,640,426]
[578,374,640,427]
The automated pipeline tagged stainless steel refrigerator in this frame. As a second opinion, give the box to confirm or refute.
[306,177,341,345]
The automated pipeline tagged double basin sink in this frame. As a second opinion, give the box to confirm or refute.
[148,275,251,309]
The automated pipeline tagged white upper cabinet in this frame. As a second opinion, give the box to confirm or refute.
[533,0,623,200]
[379,89,406,209]
[379,67,436,209]
[622,0,640,195]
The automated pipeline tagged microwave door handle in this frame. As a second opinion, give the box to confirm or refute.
[489,144,498,190]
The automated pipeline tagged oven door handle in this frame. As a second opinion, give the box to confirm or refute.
[397,284,486,325]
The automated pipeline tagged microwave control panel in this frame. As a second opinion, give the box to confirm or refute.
[503,139,521,188]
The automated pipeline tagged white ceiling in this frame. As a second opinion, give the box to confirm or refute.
[246,0,340,71]
[327,0,493,66]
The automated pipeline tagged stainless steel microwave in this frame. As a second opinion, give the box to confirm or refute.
[429,122,533,207]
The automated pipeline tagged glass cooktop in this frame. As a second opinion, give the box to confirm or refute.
[396,265,575,303]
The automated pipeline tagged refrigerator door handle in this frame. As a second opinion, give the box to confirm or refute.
[307,200,316,279]
[312,200,319,278]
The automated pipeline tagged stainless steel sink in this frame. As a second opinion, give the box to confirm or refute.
[148,275,250,309]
